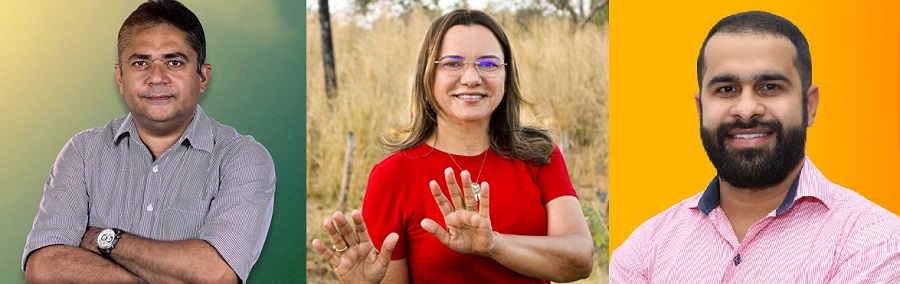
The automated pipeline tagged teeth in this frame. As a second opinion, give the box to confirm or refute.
[457,95,483,99]
[734,133,767,139]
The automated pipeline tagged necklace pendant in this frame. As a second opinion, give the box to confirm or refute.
[472,182,481,201]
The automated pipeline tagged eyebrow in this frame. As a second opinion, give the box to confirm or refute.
[705,72,793,88]
[754,73,792,85]
[438,55,502,61]
[706,74,740,88]
[127,52,190,62]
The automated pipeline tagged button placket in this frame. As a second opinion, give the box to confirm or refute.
[148,165,158,212]
[138,159,163,235]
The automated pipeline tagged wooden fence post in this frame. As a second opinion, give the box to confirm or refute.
[339,131,355,212]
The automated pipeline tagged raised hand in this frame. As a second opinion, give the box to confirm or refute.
[312,210,399,284]
[421,168,497,256]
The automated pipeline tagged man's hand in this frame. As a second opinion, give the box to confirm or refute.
[79,226,103,255]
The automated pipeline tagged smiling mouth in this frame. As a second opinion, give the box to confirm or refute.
[730,133,771,139]
[453,94,487,99]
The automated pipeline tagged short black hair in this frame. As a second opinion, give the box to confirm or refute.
[696,11,811,93]
[117,0,206,74]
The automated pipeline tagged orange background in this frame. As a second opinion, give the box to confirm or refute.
[610,1,900,254]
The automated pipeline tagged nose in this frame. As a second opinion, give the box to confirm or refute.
[458,63,483,87]
[147,60,170,85]
[730,88,765,122]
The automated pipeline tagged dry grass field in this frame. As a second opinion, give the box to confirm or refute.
[306,7,608,283]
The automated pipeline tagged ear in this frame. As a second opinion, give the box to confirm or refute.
[199,64,212,93]
[694,92,702,118]
[114,64,125,95]
[806,84,819,127]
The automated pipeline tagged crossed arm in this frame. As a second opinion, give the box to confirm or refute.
[25,230,236,283]
[24,135,275,283]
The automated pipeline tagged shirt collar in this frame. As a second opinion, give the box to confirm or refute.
[695,156,826,215]
[112,105,214,153]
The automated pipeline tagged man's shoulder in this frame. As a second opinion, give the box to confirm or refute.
[630,192,706,238]
[612,191,707,272]
[826,183,900,232]
[204,116,270,156]
[209,117,265,150]
[66,115,129,148]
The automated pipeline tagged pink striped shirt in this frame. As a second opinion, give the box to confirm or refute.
[610,157,900,283]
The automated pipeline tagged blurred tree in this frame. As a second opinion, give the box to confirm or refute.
[546,0,609,27]
[353,0,440,15]
[319,0,338,100]
[345,0,609,30]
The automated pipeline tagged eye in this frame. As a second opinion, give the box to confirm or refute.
[166,60,186,70]
[757,83,783,95]
[442,60,464,68]
[760,83,780,90]
[715,86,738,94]
[131,61,149,69]
[476,59,500,70]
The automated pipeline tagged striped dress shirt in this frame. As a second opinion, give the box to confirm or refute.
[22,106,276,282]
[610,157,900,283]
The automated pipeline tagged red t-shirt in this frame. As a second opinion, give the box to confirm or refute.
[362,143,577,283]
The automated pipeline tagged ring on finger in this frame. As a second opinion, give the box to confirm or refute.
[333,244,348,254]
[466,205,476,211]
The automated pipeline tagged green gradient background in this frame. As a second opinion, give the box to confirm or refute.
[0,1,305,282]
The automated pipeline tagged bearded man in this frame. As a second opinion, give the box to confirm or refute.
[610,11,900,283]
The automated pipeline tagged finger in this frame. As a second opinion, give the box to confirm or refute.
[420,218,450,246]
[312,239,342,268]
[479,181,490,219]
[444,167,464,210]
[430,180,454,216]
[324,217,346,251]
[377,233,399,268]
[350,210,371,244]
[460,170,476,210]
[333,211,359,247]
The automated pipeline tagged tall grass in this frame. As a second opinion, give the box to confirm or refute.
[307,8,608,283]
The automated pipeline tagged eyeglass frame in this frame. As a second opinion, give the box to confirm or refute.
[433,55,508,77]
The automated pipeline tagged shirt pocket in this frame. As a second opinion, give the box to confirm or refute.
[159,197,208,240]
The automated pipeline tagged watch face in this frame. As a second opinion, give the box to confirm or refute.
[97,229,116,249]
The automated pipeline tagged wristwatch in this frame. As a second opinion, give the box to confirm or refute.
[96,228,122,257]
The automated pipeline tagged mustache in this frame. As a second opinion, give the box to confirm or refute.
[139,86,176,97]
[715,118,783,137]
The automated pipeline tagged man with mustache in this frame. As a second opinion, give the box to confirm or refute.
[610,11,900,282]
[21,1,275,283]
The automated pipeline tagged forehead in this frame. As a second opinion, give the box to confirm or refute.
[120,24,194,58]
[702,32,799,83]
[439,24,503,57]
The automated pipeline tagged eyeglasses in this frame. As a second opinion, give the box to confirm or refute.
[434,56,507,77]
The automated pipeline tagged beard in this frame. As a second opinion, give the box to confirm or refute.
[700,118,807,190]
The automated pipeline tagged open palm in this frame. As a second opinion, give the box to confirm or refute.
[421,168,497,256]
[312,210,398,284]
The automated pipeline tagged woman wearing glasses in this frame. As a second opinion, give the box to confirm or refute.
[312,9,593,283]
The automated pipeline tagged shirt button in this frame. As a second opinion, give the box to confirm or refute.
[152,165,159,173]
[147,203,154,212]
[734,254,742,266]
